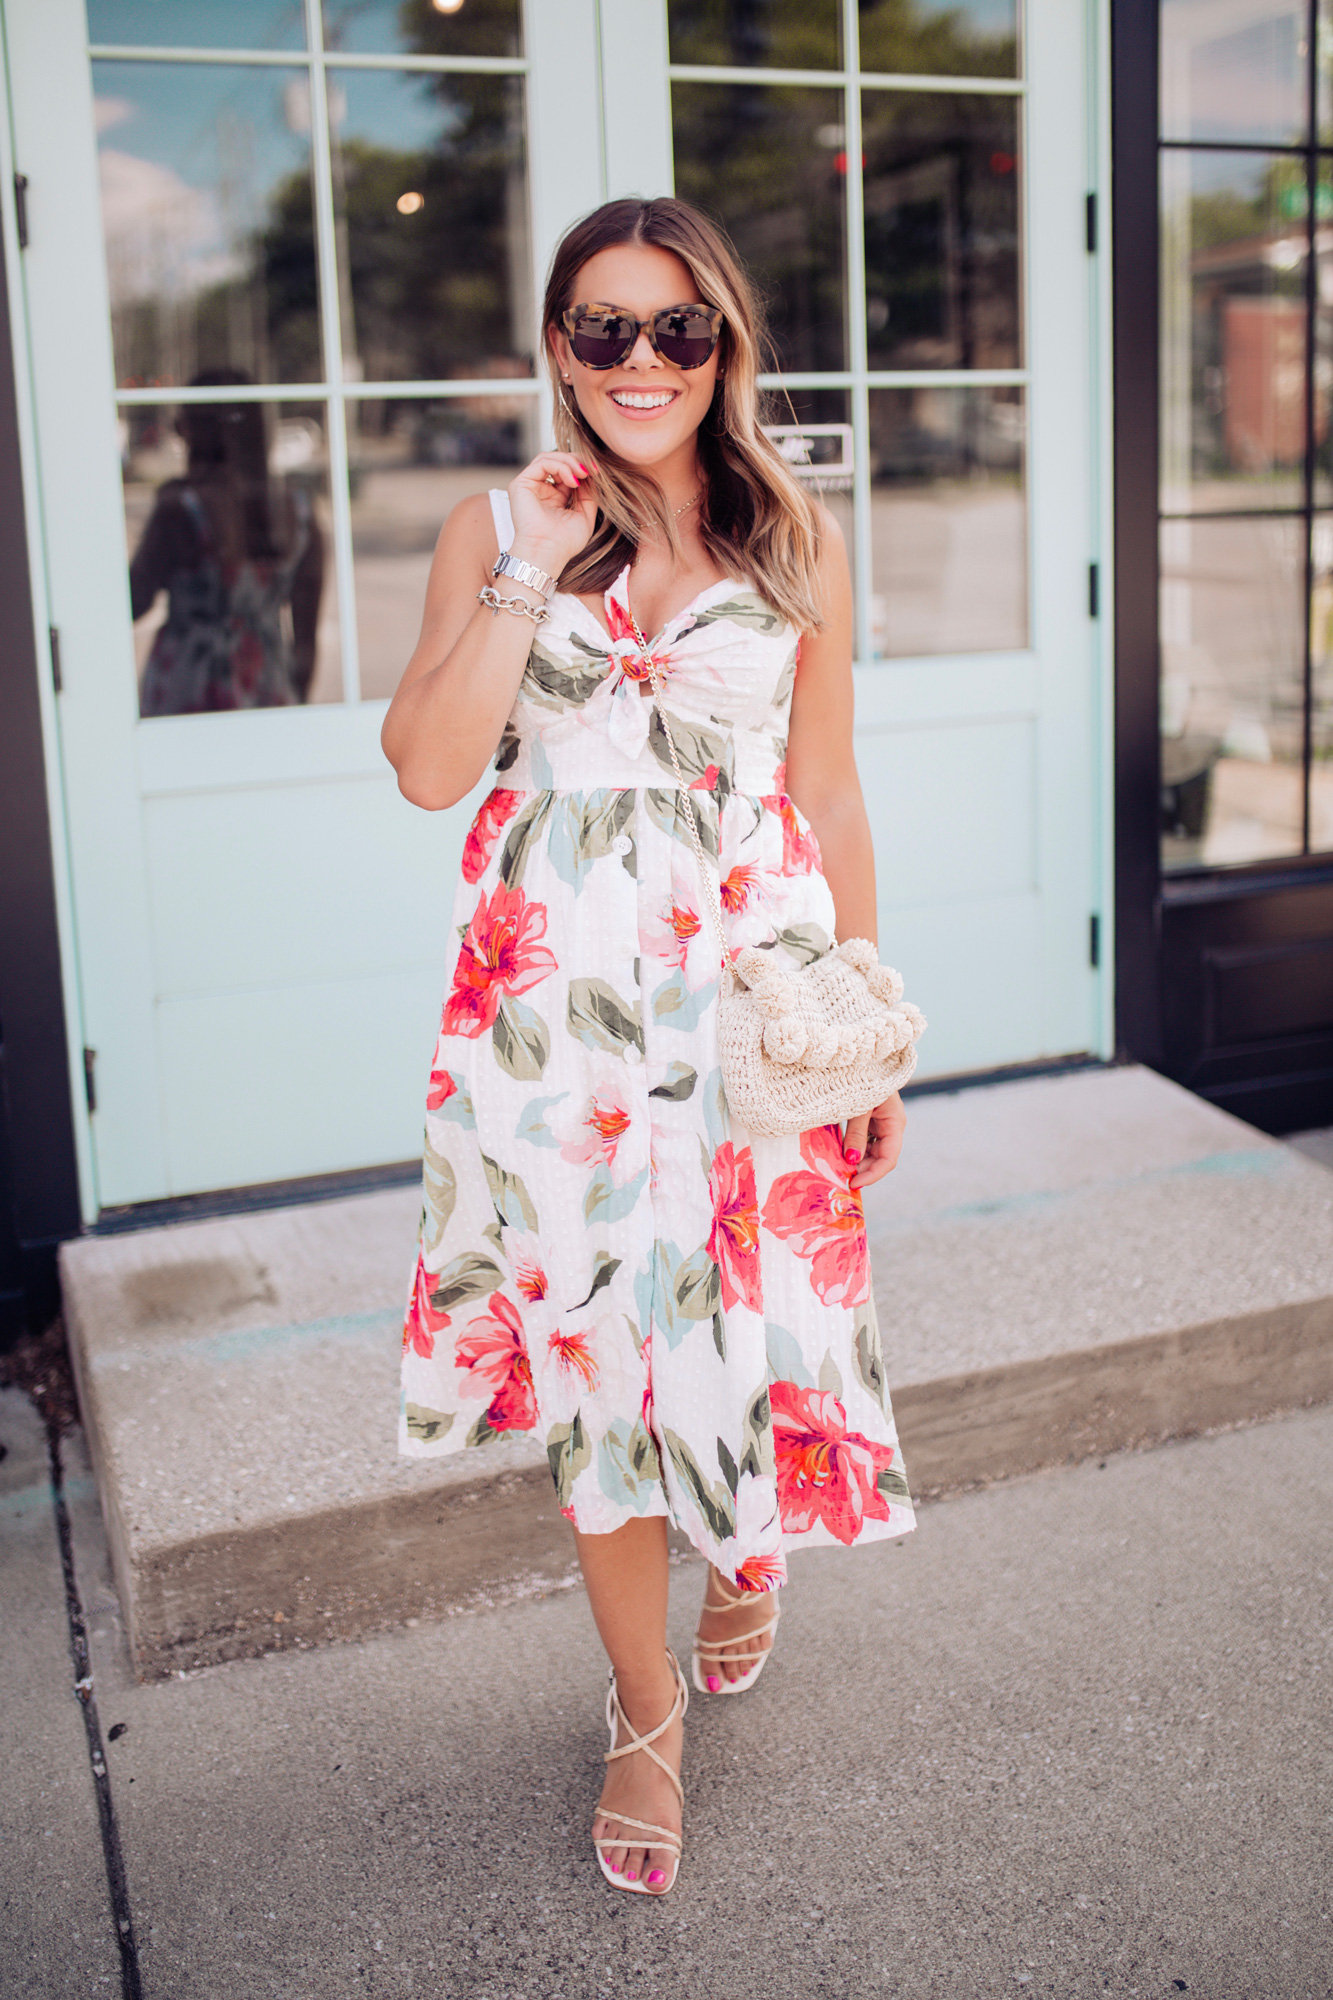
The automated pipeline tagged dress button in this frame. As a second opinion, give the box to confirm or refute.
[610,833,632,857]
[623,1045,642,1066]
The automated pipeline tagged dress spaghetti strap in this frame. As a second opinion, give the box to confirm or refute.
[488,487,514,554]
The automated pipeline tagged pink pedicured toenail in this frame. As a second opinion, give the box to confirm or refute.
[624,1869,637,1882]
[707,1674,721,1691]
[647,1869,665,1885]
[608,1857,620,1871]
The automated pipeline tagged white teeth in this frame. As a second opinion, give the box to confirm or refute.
[611,391,676,409]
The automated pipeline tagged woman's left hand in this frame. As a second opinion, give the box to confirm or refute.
[843,1092,906,1191]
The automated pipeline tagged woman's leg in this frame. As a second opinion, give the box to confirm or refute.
[577,1517,683,1892]
[696,1567,781,1686]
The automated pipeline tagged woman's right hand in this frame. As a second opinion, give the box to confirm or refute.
[507,451,598,577]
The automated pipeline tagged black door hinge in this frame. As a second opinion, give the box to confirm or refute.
[14,172,29,249]
[83,1047,97,1115]
[49,625,62,693]
[1088,561,1100,618]
[1085,191,1097,254]
[1089,914,1101,970]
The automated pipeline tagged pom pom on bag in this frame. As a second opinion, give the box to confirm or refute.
[627,606,927,1138]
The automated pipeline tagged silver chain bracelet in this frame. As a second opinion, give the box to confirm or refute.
[477,584,550,626]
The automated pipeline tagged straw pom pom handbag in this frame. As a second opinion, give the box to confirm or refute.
[628,607,927,1139]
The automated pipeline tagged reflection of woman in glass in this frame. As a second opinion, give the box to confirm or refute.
[385,199,918,1898]
[130,369,324,715]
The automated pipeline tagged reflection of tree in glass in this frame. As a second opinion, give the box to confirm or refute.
[323,0,521,60]
[667,0,1017,78]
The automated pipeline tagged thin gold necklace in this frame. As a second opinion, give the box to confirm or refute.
[673,488,701,517]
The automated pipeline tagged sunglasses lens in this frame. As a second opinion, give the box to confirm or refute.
[653,309,717,368]
[571,312,635,367]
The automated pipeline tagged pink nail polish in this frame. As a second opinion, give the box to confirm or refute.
[624,1869,638,1882]
[845,1148,861,1165]
[647,1869,665,1885]
[707,1674,721,1691]
[609,1857,620,1872]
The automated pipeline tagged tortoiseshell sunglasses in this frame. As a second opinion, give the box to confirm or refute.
[561,301,725,370]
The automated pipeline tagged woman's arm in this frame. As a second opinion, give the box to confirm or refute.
[381,452,595,810]
[783,510,905,1191]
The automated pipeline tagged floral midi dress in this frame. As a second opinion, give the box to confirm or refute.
[398,491,914,1593]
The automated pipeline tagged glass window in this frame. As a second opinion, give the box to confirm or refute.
[1160,0,1309,147]
[1159,149,1310,515]
[862,91,1022,371]
[671,82,848,372]
[350,392,540,699]
[858,0,1020,80]
[87,0,306,51]
[762,386,855,598]
[1159,515,1305,869]
[121,398,343,715]
[869,386,1026,657]
[330,70,532,384]
[1311,514,1333,847]
[666,0,841,69]
[322,0,522,60]
[94,60,320,388]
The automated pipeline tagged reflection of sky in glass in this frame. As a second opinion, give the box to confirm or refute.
[95,61,308,201]
[321,0,521,59]
[88,0,306,50]
[334,66,460,152]
[1161,0,1306,146]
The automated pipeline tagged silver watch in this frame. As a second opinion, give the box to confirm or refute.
[492,550,557,600]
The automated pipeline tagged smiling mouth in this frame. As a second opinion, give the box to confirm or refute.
[609,389,679,411]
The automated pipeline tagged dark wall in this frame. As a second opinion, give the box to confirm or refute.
[0,215,82,1343]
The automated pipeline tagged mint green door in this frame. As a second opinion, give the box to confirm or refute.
[3,0,1107,1212]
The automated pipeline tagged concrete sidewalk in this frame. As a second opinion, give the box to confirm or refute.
[3,1393,1330,1999]
[57,1065,1333,1678]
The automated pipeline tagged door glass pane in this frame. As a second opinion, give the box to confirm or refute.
[321,0,522,59]
[351,393,540,699]
[762,387,855,599]
[666,0,840,68]
[1312,515,1333,849]
[87,0,305,51]
[121,398,343,714]
[94,60,320,387]
[1160,149,1309,514]
[858,0,1020,79]
[1160,0,1309,146]
[1159,516,1305,869]
[331,71,532,383]
[862,91,1021,371]
[671,82,847,371]
[869,386,1026,657]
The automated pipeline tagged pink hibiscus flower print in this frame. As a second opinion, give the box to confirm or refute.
[719,863,762,915]
[769,1381,897,1544]
[735,1552,786,1593]
[514,1257,547,1303]
[708,1141,764,1313]
[402,1252,450,1360]
[455,1291,538,1431]
[549,1074,638,1184]
[761,1124,870,1307]
[426,1067,457,1112]
[461,787,522,884]
[604,591,673,694]
[549,1326,600,1391]
[441,882,556,1039]
[761,779,821,878]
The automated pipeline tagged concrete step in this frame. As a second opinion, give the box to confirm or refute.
[60,1066,1333,1679]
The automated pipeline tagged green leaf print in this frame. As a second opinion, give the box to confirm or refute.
[547,1410,593,1511]
[644,786,719,863]
[405,1404,454,1444]
[771,646,798,711]
[496,793,554,890]
[516,1092,567,1147]
[663,1428,736,1544]
[853,1311,890,1414]
[566,977,644,1056]
[466,1408,499,1447]
[716,1436,739,1497]
[876,1459,912,1503]
[712,1312,727,1362]
[421,1135,456,1254]
[765,1321,815,1391]
[429,1252,503,1316]
[523,640,607,711]
[649,1061,697,1102]
[770,923,831,968]
[596,1417,662,1510]
[571,1252,621,1311]
[430,1076,476,1128]
[579,790,636,875]
[646,706,730,791]
[495,722,520,773]
[701,1066,728,1154]
[492,997,550,1081]
[480,1152,539,1233]
[688,593,786,636]
[583,1163,648,1227]
[674,1247,721,1322]
[651,972,718,1034]
[740,1380,774,1480]
[818,1350,845,1400]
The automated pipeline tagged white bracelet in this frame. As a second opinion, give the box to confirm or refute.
[477,585,550,626]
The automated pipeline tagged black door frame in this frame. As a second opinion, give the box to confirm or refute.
[1111,0,1333,1131]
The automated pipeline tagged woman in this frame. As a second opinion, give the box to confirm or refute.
[383,197,914,1897]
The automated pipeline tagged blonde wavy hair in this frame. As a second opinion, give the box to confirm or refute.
[542,197,827,633]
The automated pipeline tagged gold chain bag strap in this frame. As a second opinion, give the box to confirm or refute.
[627,604,926,1138]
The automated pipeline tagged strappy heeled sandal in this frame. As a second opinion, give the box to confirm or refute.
[592,1648,689,1896]
[692,1569,781,1695]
